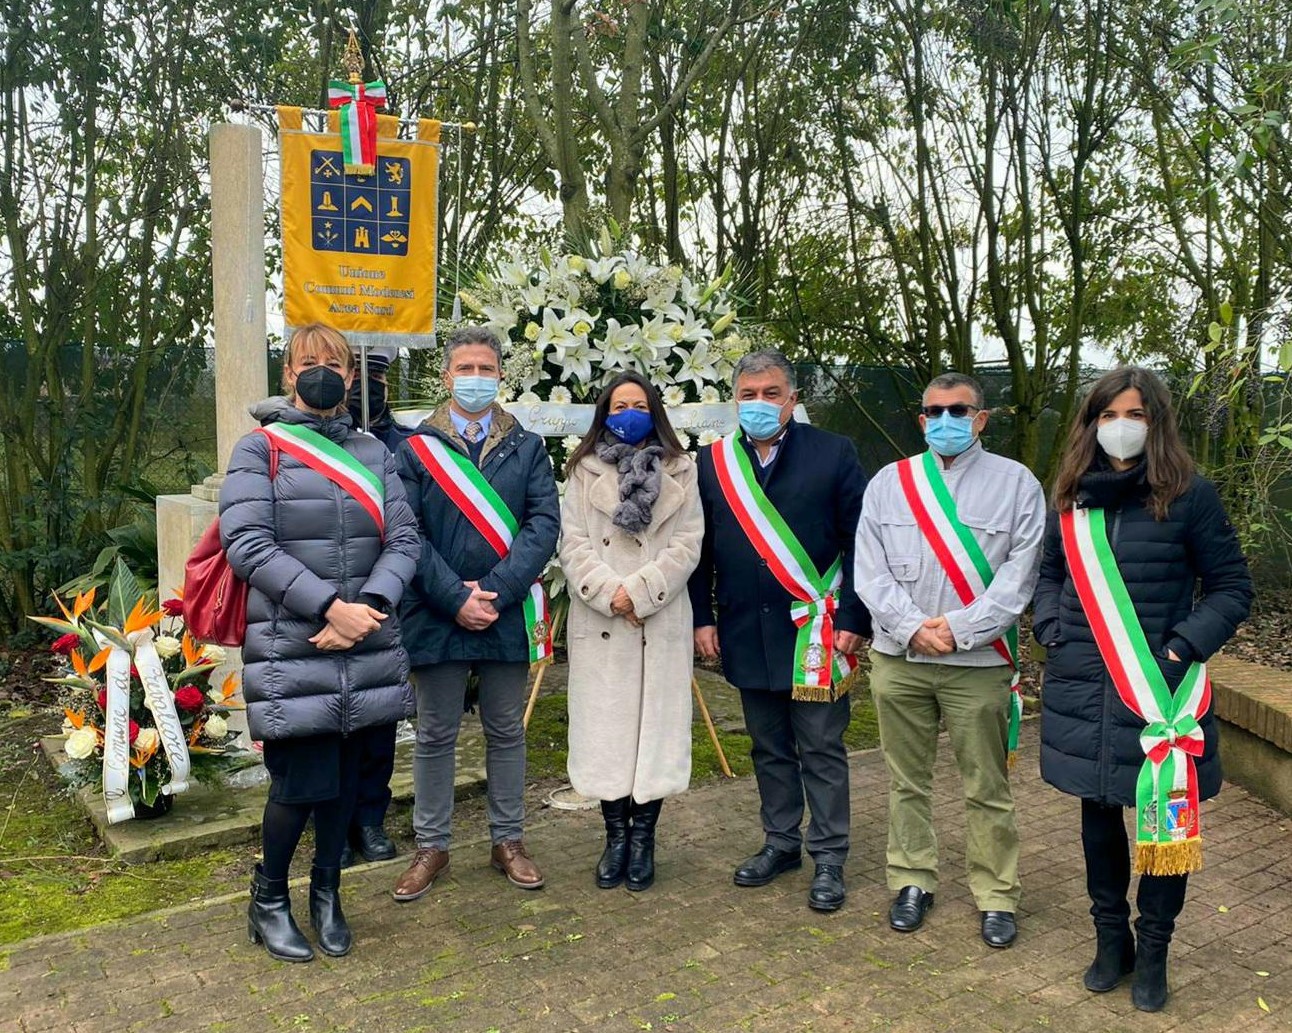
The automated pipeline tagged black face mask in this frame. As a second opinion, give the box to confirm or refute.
[347,376,388,424]
[295,366,347,411]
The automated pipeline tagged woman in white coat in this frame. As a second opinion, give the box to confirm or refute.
[560,371,704,891]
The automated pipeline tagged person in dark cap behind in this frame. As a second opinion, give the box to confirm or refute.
[341,343,415,867]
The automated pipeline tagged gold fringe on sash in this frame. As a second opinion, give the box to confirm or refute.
[792,665,860,704]
[1134,838,1203,877]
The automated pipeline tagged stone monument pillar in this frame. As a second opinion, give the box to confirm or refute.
[156,122,268,739]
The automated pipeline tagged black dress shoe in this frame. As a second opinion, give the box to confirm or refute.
[356,824,397,862]
[733,845,802,887]
[807,864,846,912]
[889,886,935,932]
[981,910,1017,948]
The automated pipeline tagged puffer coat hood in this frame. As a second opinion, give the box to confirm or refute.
[219,398,421,740]
[1034,467,1252,806]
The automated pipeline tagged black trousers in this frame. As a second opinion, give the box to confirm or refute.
[350,720,398,831]
[739,687,851,865]
[1081,799,1187,948]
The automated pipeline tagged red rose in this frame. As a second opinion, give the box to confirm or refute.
[51,633,81,655]
[174,686,205,712]
[162,598,184,617]
[130,664,140,679]
[97,688,107,711]
[129,720,140,743]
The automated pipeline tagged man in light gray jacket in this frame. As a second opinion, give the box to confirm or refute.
[855,372,1044,950]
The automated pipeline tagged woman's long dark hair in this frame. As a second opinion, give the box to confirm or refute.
[565,371,686,476]
[1051,366,1194,520]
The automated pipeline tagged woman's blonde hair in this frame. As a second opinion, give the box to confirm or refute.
[281,324,354,401]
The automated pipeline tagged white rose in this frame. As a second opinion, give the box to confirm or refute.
[700,386,721,404]
[662,386,685,407]
[153,635,181,659]
[204,715,229,740]
[561,435,583,453]
[549,386,572,405]
[135,727,160,752]
[65,726,98,760]
[201,644,227,665]
[612,269,632,290]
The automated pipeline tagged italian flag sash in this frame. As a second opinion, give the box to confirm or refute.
[1061,507,1208,876]
[711,432,859,702]
[259,423,385,536]
[408,434,553,666]
[897,452,1023,764]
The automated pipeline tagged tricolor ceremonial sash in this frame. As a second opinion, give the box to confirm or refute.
[326,78,387,174]
[408,435,553,666]
[1061,507,1209,876]
[897,451,1023,764]
[711,432,858,702]
[259,424,385,536]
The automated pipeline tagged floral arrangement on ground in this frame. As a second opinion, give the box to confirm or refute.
[31,560,254,813]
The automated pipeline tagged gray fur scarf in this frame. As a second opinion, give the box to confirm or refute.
[594,434,664,534]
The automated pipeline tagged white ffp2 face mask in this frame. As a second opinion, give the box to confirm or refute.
[1096,417,1148,461]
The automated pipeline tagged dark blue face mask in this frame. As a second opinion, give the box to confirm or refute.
[605,408,654,445]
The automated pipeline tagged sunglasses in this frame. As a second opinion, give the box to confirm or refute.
[921,404,981,418]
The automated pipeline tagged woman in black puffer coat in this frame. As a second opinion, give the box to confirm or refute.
[1034,367,1251,1013]
[219,323,420,964]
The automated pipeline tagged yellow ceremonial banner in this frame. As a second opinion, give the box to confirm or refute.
[278,107,441,348]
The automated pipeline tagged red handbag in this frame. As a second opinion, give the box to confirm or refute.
[183,519,249,646]
[182,436,277,647]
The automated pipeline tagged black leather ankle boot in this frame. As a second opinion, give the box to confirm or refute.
[626,798,662,892]
[596,797,631,889]
[248,865,314,962]
[309,865,353,957]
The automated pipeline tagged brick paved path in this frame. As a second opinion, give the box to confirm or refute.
[3,722,1290,1033]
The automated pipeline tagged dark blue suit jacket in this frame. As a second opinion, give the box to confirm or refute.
[687,420,870,692]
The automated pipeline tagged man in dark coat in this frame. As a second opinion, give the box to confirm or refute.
[339,344,417,867]
[688,350,869,912]
[391,326,560,903]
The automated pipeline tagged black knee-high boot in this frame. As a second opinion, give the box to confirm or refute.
[597,797,631,889]
[626,798,662,892]
[1132,873,1187,1012]
[1081,800,1135,992]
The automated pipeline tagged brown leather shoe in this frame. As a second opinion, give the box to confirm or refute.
[391,847,450,903]
[490,839,544,890]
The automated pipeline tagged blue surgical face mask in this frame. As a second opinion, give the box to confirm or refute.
[738,399,786,441]
[923,412,976,457]
[604,408,654,445]
[451,374,499,414]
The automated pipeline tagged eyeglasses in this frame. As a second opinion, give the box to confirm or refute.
[920,404,981,418]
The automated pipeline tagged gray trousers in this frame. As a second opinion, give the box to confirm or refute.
[739,687,851,865]
[412,661,528,849]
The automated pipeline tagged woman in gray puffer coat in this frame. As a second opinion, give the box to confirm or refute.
[219,324,420,964]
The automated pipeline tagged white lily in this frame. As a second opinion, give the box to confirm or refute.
[496,260,532,289]
[558,337,604,384]
[586,255,623,284]
[536,308,577,354]
[480,297,520,332]
[519,282,548,314]
[620,250,655,283]
[673,308,714,344]
[599,318,642,372]
[635,312,673,363]
[672,338,721,392]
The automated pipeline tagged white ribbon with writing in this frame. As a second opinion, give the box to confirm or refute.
[92,628,191,824]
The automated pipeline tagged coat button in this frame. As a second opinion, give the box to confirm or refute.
[761,603,771,614]
[759,558,768,567]
[601,631,610,640]
[657,592,665,601]
[581,585,590,595]
[602,537,610,546]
